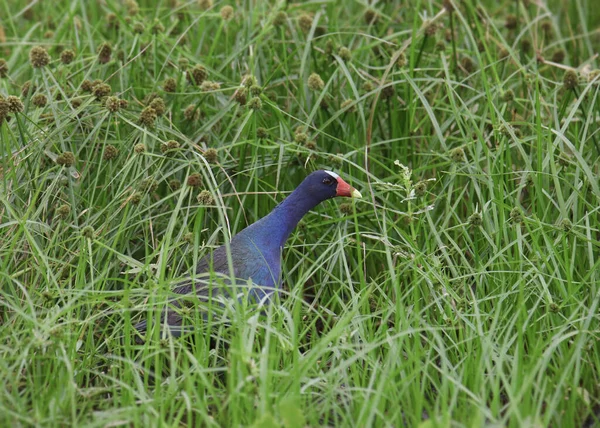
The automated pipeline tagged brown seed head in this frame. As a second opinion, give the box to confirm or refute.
[29,46,51,68]
[187,173,202,187]
[163,77,177,93]
[149,97,166,116]
[204,148,218,163]
[56,151,76,167]
[139,106,157,127]
[272,11,287,26]
[32,94,47,107]
[97,42,112,64]
[105,96,121,113]
[7,96,24,113]
[187,64,208,85]
[92,83,112,99]
[200,80,221,91]
[60,49,75,64]
[563,70,578,91]
[103,144,119,161]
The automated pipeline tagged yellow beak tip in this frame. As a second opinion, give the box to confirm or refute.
[351,189,362,199]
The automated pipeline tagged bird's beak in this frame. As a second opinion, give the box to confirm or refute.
[336,177,362,198]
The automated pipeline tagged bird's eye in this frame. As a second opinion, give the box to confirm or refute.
[323,177,333,185]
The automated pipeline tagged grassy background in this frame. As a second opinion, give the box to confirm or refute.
[1,0,599,426]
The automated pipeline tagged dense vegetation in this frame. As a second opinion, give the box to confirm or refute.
[1,0,599,426]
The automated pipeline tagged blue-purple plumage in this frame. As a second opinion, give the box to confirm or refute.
[135,170,361,339]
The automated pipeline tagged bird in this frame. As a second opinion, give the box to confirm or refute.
[135,170,361,340]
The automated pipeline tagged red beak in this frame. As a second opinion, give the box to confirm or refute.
[335,177,362,198]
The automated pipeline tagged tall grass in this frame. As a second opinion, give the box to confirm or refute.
[1,0,599,426]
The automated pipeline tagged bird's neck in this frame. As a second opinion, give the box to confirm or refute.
[243,185,320,250]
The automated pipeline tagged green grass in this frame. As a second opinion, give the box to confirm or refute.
[1,0,599,426]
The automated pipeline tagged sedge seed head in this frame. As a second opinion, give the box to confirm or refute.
[509,207,524,224]
[81,226,95,239]
[56,204,71,219]
[424,21,438,36]
[32,94,47,107]
[234,88,247,105]
[304,140,317,150]
[105,96,121,113]
[97,42,112,64]
[381,84,395,100]
[92,83,111,100]
[468,212,483,227]
[133,21,145,34]
[204,148,218,163]
[80,79,93,92]
[0,98,8,123]
[220,5,234,20]
[327,154,343,167]
[187,64,208,85]
[56,151,76,167]
[139,106,157,127]
[450,147,465,162]
[256,127,268,139]
[151,19,165,34]
[161,140,179,154]
[60,49,75,64]
[183,104,200,121]
[103,144,119,161]
[198,0,213,10]
[298,14,313,33]
[249,85,262,96]
[338,46,351,61]
[168,179,181,191]
[563,70,578,91]
[130,192,142,205]
[163,77,177,93]
[21,80,37,97]
[187,173,202,187]
[197,190,214,205]
[247,96,262,110]
[7,96,24,113]
[200,80,221,91]
[126,0,139,15]
[272,11,287,26]
[149,97,166,116]
[307,73,325,91]
[294,132,308,144]
[29,46,51,68]
[138,178,158,193]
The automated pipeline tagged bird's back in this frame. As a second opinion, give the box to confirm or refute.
[135,234,282,338]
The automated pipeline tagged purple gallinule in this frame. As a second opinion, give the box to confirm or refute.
[136,170,361,339]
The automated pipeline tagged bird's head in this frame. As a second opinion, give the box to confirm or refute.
[302,170,362,202]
